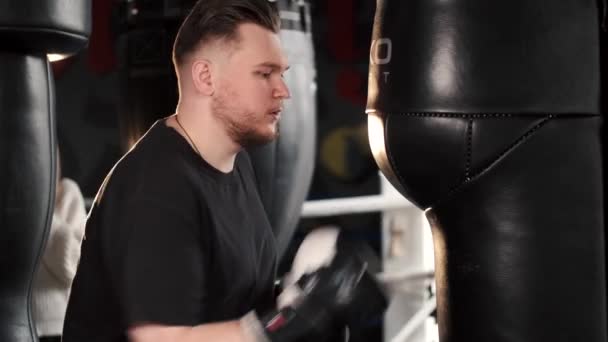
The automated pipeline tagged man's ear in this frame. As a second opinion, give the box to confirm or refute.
[191,59,214,96]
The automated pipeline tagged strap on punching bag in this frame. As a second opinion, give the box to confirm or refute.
[0,1,90,341]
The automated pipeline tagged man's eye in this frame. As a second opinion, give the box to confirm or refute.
[257,71,272,78]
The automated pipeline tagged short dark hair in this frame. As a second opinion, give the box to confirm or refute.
[172,0,280,66]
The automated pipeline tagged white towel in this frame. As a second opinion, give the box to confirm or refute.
[32,178,87,336]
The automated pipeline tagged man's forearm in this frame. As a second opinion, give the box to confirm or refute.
[188,319,257,342]
[128,318,258,342]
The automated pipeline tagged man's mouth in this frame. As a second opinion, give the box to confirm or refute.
[269,108,282,118]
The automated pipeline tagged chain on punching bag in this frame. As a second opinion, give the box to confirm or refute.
[0,1,91,341]
[248,0,317,259]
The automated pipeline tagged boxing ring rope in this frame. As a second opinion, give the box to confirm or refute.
[391,296,437,342]
[376,269,434,284]
[301,194,414,217]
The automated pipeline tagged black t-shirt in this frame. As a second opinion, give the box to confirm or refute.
[63,118,278,341]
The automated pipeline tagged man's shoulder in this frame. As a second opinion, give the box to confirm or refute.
[92,123,195,205]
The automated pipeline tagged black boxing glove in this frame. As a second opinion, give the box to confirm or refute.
[295,240,388,331]
[240,229,388,342]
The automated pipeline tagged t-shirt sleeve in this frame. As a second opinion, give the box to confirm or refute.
[111,196,206,327]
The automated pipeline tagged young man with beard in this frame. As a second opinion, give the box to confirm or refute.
[62,1,386,341]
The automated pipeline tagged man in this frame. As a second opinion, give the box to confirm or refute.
[63,1,385,341]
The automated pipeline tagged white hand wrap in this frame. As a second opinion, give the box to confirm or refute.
[240,310,270,342]
[278,226,340,309]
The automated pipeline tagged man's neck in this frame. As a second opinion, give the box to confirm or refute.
[167,106,240,173]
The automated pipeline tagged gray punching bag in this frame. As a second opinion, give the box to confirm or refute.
[368,1,606,341]
[0,1,90,341]
[248,0,316,259]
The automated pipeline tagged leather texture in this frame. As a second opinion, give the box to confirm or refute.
[0,0,91,54]
[0,1,91,341]
[248,0,316,259]
[367,0,600,115]
[370,112,608,341]
[0,54,56,342]
[379,114,548,209]
[428,116,606,341]
[367,0,606,341]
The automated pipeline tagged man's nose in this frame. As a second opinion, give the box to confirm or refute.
[274,78,291,99]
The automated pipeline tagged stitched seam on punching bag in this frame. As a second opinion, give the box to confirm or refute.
[393,112,595,118]
[465,119,473,181]
[394,113,515,118]
[431,115,552,209]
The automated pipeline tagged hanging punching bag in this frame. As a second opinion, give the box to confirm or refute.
[367,0,606,341]
[0,1,90,341]
[248,0,317,259]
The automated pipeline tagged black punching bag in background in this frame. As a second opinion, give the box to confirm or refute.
[367,1,606,341]
[248,0,317,259]
[0,1,91,341]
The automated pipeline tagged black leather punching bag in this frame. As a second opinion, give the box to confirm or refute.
[248,0,316,259]
[0,1,90,341]
[367,1,606,341]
